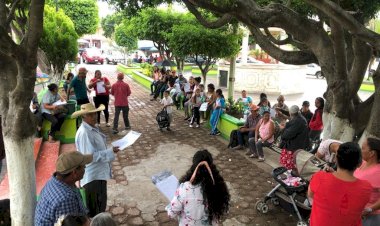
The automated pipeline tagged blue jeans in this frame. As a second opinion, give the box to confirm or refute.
[237,130,254,146]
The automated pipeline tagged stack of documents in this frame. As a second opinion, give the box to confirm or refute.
[152,170,179,201]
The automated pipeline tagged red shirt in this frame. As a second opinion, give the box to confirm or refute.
[90,77,110,96]
[309,171,372,226]
[309,108,323,131]
[111,80,131,107]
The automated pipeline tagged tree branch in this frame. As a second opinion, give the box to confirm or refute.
[250,27,318,65]
[183,0,232,29]
[330,19,347,80]
[263,28,292,45]
[5,0,21,27]
[0,26,18,56]
[348,37,372,95]
[305,0,380,49]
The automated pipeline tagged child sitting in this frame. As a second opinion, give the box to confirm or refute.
[161,90,174,131]
[190,88,203,128]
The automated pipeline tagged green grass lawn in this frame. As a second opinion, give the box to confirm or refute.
[360,83,375,92]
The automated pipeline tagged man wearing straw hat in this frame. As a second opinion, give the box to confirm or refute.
[72,103,120,217]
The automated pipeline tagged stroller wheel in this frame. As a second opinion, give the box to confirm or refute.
[255,200,269,214]
[271,197,280,206]
[297,221,308,226]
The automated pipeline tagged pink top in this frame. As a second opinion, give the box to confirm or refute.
[111,80,131,107]
[354,162,380,215]
[259,119,274,143]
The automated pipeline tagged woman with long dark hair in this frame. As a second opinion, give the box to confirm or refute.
[309,97,324,141]
[166,150,230,225]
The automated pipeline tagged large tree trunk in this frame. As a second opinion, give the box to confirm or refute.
[0,1,45,225]
[3,137,36,225]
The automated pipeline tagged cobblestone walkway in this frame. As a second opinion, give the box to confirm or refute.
[90,68,297,226]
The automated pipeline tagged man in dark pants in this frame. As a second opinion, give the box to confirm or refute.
[72,103,120,217]
[111,73,132,134]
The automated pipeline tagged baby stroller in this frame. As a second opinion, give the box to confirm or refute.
[255,150,327,226]
[156,108,170,130]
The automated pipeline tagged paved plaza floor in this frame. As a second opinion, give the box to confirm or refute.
[81,65,298,226]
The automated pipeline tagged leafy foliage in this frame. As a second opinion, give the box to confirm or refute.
[39,5,78,76]
[47,0,99,36]
[114,21,138,51]
[106,0,173,17]
[101,13,124,38]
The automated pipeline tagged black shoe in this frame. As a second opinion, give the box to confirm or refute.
[167,127,171,131]
[184,117,190,121]
[112,129,119,134]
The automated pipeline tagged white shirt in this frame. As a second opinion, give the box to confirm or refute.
[317,139,342,162]
[161,96,173,114]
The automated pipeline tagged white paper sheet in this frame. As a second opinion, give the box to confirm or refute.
[199,102,208,111]
[184,83,191,93]
[111,130,141,150]
[97,81,106,94]
[53,100,67,106]
[154,174,179,201]
[270,108,276,118]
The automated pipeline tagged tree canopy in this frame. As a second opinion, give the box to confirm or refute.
[114,21,138,51]
[47,0,99,36]
[40,5,78,78]
[168,23,240,82]
[108,0,380,141]
[101,12,124,38]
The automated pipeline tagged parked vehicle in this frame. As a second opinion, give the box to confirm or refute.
[82,48,104,64]
[236,56,264,64]
[105,51,125,65]
[306,64,324,79]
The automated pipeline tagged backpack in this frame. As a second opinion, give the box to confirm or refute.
[227,130,239,148]
[156,108,170,128]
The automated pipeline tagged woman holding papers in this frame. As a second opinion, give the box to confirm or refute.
[166,149,230,225]
[41,83,67,142]
[88,70,111,127]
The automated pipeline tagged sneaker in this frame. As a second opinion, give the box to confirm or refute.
[106,123,111,127]
[195,124,199,128]
[249,154,258,158]
[258,157,265,162]
[167,127,171,131]
[189,124,193,128]
[112,129,119,134]
[215,131,221,136]
[232,145,244,150]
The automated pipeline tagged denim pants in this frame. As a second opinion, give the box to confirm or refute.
[254,140,272,158]
[237,130,253,146]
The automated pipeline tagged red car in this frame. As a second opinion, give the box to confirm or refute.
[82,48,104,64]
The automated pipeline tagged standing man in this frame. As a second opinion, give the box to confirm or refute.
[35,151,93,225]
[68,67,90,105]
[111,73,132,134]
[300,101,313,125]
[71,103,120,217]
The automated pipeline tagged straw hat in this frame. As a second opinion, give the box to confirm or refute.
[71,103,105,118]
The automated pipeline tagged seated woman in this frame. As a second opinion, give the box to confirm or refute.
[166,149,230,225]
[308,142,372,226]
[258,96,271,116]
[41,83,66,143]
[315,139,342,162]
[252,110,275,161]
[354,137,380,226]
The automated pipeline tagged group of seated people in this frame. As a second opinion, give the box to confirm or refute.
[150,67,226,135]
[230,92,324,163]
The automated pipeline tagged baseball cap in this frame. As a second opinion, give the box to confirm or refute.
[56,151,93,174]
[250,104,259,111]
[289,105,300,114]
